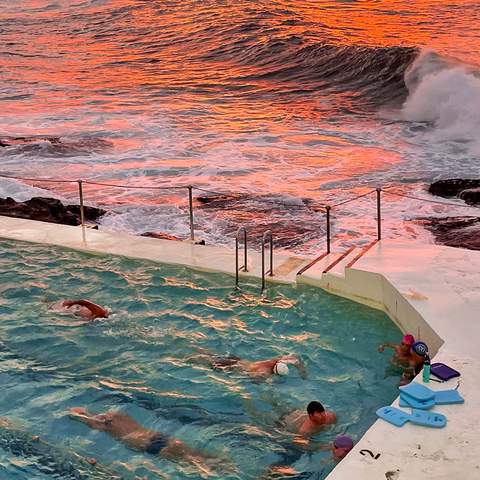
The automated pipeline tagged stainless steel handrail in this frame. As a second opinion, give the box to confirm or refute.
[235,227,248,288]
[261,230,273,292]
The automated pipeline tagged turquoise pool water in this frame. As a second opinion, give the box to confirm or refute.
[0,240,400,479]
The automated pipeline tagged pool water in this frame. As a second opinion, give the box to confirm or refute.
[0,240,400,479]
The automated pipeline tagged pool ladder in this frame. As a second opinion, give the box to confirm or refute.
[235,228,273,292]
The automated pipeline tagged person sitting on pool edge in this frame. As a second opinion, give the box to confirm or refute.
[282,401,336,437]
[188,350,306,380]
[68,408,231,474]
[59,299,109,321]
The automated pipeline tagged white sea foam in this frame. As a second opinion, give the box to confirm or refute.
[0,178,65,202]
[402,51,480,150]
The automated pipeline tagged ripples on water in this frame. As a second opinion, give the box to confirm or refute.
[0,1,479,253]
[0,240,401,479]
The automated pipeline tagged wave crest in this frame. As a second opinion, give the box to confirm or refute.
[402,51,480,145]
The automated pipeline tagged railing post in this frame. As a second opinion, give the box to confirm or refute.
[269,233,273,277]
[235,227,248,289]
[261,230,273,292]
[188,186,195,241]
[261,241,265,292]
[235,236,239,288]
[243,228,248,272]
[326,205,331,254]
[77,180,85,227]
[77,180,86,242]
[376,188,381,241]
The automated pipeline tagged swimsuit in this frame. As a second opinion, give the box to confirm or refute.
[211,355,241,371]
[145,433,168,455]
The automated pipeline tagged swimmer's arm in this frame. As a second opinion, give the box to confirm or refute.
[281,356,307,379]
[378,343,396,352]
[68,409,108,430]
[295,359,307,379]
[64,300,108,318]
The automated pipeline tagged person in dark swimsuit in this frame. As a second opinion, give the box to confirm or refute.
[189,349,306,380]
[68,408,232,474]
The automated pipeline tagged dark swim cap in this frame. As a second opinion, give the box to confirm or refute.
[333,435,353,451]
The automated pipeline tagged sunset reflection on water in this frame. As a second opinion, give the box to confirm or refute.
[0,1,479,250]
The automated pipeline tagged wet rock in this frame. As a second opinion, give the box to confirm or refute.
[0,136,61,147]
[0,197,106,226]
[140,231,184,241]
[195,193,324,249]
[0,136,112,156]
[423,179,480,250]
[419,216,480,250]
[140,231,206,245]
[458,188,480,206]
[428,179,480,200]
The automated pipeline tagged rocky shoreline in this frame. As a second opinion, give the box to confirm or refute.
[0,197,106,226]
[0,179,479,250]
[421,179,480,250]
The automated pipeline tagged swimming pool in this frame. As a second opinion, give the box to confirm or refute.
[0,239,400,479]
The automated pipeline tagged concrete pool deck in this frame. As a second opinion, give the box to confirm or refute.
[0,215,479,479]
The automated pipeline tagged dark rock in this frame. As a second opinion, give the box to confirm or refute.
[140,231,183,241]
[458,188,480,206]
[428,179,480,198]
[0,136,61,147]
[194,193,324,249]
[0,197,106,226]
[140,232,206,245]
[419,216,480,250]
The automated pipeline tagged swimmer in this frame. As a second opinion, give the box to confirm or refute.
[378,334,415,367]
[259,434,353,479]
[330,435,354,460]
[282,401,336,437]
[68,408,231,475]
[57,299,109,321]
[188,350,306,380]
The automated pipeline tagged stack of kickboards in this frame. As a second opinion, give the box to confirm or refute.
[376,363,463,428]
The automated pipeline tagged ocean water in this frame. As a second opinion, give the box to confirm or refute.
[0,239,401,479]
[0,1,479,253]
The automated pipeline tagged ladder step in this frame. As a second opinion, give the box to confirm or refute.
[345,240,379,269]
[296,252,330,276]
[323,246,356,274]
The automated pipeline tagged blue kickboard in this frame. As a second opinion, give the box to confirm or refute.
[399,382,435,401]
[376,406,410,427]
[409,409,446,428]
[434,389,464,405]
[399,393,435,410]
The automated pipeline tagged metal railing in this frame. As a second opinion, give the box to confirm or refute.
[1,172,478,277]
[235,227,248,288]
[261,230,273,292]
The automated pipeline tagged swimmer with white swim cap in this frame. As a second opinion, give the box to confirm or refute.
[188,350,306,380]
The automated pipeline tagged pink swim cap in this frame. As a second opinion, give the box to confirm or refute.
[402,334,415,346]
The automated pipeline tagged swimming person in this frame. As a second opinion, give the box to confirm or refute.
[260,435,353,479]
[56,299,109,321]
[330,435,354,460]
[188,349,306,380]
[68,408,231,475]
[281,401,336,437]
[0,417,120,479]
